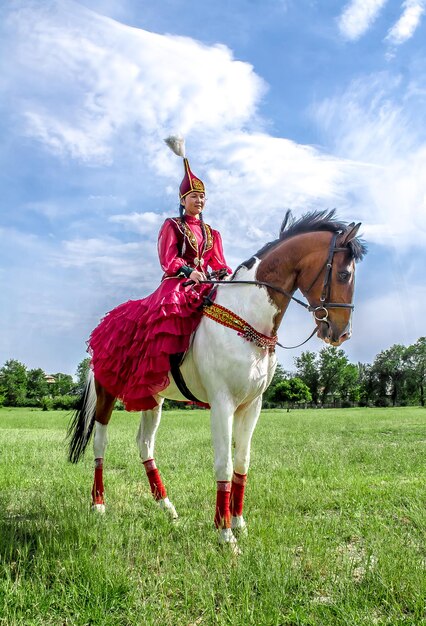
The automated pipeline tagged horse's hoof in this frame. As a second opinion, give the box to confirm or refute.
[231,515,248,537]
[91,503,106,514]
[218,528,241,555]
[158,497,178,521]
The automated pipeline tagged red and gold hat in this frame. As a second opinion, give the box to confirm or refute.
[164,136,205,200]
[179,158,205,199]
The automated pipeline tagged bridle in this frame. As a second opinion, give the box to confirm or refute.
[299,231,355,323]
[193,231,355,349]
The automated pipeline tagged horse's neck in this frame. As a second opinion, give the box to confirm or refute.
[215,260,279,336]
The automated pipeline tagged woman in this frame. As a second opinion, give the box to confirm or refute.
[88,140,232,412]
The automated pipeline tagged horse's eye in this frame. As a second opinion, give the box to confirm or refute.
[338,271,351,282]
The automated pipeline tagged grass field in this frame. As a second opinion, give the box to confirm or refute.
[0,406,425,626]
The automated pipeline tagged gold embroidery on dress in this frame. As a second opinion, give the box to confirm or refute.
[173,218,213,258]
[183,222,199,253]
[204,223,213,252]
[171,218,197,253]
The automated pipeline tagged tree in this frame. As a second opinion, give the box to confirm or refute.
[318,346,349,405]
[0,359,27,406]
[75,358,91,395]
[404,337,426,406]
[270,380,292,407]
[357,363,375,406]
[294,351,320,404]
[263,363,288,405]
[288,377,312,407]
[371,344,408,406]
[52,373,75,397]
[27,368,49,405]
[339,363,360,405]
[270,377,312,410]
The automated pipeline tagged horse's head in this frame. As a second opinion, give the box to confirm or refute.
[297,223,364,346]
[254,210,367,347]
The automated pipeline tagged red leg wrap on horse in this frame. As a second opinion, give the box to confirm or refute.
[143,459,167,500]
[214,481,232,529]
[92,459,104,505]
[230,472,247,517]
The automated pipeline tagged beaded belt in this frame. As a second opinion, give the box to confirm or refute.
[203,303,277,352]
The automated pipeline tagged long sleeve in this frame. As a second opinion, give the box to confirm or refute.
[208,230,233,274]
[157,219,190,276]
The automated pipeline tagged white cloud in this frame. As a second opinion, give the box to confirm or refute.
[3,0,349,238]
[0,1,356,254]
[57,236,156,283]
[7,2,423,264]
[199,131,350,262]
[313,72,426,248]
[109,211,166,236]
[23,111,114,164]
[338,0,389,40]
[3,0,265,164]
[385,0,425,45]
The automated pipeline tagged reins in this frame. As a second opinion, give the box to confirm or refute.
[185,233,355,350]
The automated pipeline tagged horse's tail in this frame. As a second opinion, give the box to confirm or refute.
[67,370,97,463]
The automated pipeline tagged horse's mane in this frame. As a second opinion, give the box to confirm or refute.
[235,209,367,273]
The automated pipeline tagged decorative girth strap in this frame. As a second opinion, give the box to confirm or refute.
[203,303,277,352]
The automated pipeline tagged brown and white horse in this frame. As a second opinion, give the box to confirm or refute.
[68,210,366,550]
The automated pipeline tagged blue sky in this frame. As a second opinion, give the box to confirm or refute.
[1,0,425,376]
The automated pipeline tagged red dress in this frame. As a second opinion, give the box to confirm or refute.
[88,216,232,411]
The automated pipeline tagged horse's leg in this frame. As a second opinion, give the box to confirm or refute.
[231,397,262,535]
[136,398,178,520]
[91,379,116,513]
[210,398,238,547]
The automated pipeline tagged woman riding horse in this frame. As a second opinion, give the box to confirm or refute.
[86,138,231,512]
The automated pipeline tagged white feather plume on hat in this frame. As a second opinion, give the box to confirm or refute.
[164,135,185,158]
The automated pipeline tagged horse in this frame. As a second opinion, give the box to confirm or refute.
[68,209,366,550]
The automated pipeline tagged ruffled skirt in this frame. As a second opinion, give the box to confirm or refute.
[88,278,213,411]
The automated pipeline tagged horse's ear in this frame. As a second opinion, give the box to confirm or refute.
[341,222,361,244]
[280,209,293,236]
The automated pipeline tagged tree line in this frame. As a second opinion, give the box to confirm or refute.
[264,337,425,409]
[0,358,91,410]
[0,336,424,410]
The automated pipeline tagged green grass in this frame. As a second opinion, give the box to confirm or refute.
[0,406,425,625]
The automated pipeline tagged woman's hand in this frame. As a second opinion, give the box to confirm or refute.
[210,268,229,280]
[189,270,205,284]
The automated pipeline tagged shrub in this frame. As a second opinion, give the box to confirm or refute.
[52,395,78,410]
[374,396,391,408]
[162,399,190,410]
[19,398,43,408]
[41,397,53,411]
